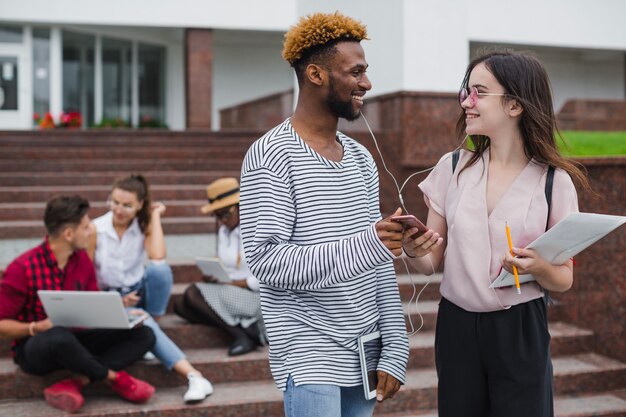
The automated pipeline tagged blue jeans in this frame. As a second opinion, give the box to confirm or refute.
[283,375,376,417]
[142,315,185,370]
[120,262,183,370]
[125,262,173,317]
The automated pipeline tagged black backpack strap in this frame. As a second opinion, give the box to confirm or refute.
[543,165,555,305]
[451,149,460,173]
[545,166,555,231]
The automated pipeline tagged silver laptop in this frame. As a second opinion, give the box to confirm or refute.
[38,290,148,329]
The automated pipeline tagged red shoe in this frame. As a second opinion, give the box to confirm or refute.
[109,370,155,403]
[43,378,85,413]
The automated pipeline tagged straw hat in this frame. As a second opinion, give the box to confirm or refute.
[200,177,240,214]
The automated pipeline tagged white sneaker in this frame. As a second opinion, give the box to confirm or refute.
[183,373,213,403]
[142,351,156,361]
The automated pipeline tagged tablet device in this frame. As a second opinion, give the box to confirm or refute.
[38,290,148,329]
[195,257,231,283]
[358,330,382,400]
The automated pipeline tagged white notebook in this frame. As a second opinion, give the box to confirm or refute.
[490,212,626,288]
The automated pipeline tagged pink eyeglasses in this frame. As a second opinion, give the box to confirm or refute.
[459,86,508,106]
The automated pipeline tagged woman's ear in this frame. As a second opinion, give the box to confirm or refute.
[305,64,326,86]
[508,99,523,118]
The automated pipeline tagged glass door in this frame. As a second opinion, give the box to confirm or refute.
[0,43,28,129]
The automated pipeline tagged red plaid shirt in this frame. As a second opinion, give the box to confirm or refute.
[0,238,98,354]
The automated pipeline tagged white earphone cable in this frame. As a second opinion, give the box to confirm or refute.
[360,112,468,336]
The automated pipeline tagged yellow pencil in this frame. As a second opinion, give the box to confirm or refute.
[505,222,521,295]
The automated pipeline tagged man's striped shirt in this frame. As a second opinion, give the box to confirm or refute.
[240,119,409,390]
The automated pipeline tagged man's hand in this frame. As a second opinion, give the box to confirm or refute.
[376,208,404,257]
[33,318,53,335]
[376,370,401,402]
[122,291,141,307]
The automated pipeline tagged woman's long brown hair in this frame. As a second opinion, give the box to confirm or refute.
[455,49,593,195]
[112,174,152,233]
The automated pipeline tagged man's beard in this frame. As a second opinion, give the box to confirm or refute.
[326,77,361,121]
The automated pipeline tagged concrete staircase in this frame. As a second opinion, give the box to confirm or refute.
[0,130,625,416]
[1,270,626,416]
[0,130,258,238]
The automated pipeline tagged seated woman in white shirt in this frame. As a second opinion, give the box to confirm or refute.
[87,174,213,403]
[174,177,266,356]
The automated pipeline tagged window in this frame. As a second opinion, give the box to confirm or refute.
[102,37,132,125]
[33,28,50,123]
[138,43,166,127]
[0,26,23,44]
[0,56,18,110]
[63,30,95,127]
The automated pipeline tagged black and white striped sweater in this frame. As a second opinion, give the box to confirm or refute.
[240,119,409,390]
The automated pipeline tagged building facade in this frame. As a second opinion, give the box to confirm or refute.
[0,0,624,130]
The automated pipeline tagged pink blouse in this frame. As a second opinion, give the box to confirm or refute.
[419,149,579,312]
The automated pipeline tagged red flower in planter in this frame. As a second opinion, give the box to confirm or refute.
[59,111,83,128]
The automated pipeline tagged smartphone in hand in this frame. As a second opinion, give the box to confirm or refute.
[391,215,428,236]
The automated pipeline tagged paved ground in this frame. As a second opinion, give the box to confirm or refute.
[0,233,217,267]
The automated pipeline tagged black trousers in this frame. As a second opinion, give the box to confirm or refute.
[15,326,155,382]
[435,297,553,417]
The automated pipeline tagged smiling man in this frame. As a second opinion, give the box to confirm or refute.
[239,12,409,417]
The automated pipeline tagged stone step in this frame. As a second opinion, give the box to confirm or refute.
[2,391,626,417]
[401,322,595,371]
[0,328,610,400]
[0,184,209,203]
[0,380,283,417]
[0,234,216,268]
[0,288,585,357]
[0,347,272,400]
[0,158,245,172]
[0,200,209,221]
[0,131,261,147]
[0,170,241,186]
[0,269,575,358]
[0,143,248,155]
[0,216,216,239]
[0,315,232,359]
[378,392,626,417]
[376,354,626,414]
[0,147,249,160]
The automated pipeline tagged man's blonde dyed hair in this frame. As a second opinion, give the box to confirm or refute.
[282,11,368,66]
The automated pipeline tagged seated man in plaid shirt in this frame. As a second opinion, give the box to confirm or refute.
[0,195,156,413]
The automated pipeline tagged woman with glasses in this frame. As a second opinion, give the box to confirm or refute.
[174,177,265,356]
[87,174,213,403]
[401,50,592,417]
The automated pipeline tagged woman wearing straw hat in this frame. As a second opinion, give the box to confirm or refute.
[174,177,265,356]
